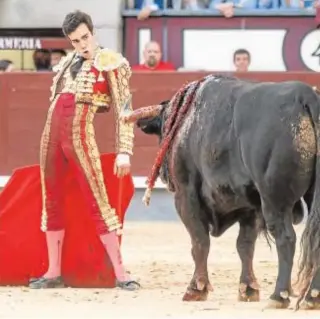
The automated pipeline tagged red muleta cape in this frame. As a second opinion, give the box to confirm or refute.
[0,153,134,288]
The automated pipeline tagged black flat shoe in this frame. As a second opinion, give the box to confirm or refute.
[116,279,141,291]
[29,276,65,289]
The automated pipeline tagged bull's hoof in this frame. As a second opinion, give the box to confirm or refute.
[299,300,320,310]
[299,289,320,310]
[289,288,298,298]
[266,292,290,309]
[266,298,290,309]
[182,279,213,302]
[238,283,260,302]
[183,288,209,301]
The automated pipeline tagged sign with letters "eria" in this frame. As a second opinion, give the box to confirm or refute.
[0,37,42,50]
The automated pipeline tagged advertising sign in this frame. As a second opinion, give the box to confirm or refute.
[0,37,42,50]
[183,29,287,71]
[300,29,320,72]
[124,16,318,71]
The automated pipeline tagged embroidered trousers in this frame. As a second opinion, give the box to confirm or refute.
[39,93,121,234]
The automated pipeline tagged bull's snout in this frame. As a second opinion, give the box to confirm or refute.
[136,116,162,136]
[137,118,150,129]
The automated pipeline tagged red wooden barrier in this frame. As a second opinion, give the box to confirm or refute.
[0,71,319,176]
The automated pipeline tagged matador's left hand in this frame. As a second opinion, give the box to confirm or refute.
[114,154,131,178]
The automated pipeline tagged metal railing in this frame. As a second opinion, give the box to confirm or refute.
[122,8,317,16]
[122,0,317,15]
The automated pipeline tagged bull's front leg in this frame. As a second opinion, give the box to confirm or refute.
[237,213,260,302]
[262,200,296,309]
[174,187,213,302]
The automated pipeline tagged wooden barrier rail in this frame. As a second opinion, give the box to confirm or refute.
[0,71,319,179]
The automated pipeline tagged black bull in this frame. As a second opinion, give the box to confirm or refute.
[133,75,320,309]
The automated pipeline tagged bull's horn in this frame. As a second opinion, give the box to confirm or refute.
[120,104,163,124]
[313,86,319,92]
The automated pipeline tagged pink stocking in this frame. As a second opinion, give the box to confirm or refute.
[100,231,130,281]
[43,230,65,279]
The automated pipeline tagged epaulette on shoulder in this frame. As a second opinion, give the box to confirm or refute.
[52,51,75,73]
[94,48,127,72]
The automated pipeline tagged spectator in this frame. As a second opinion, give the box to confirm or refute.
[0,59,14,72]
[316,0,320,26]
[176,0,208,9]
[133,0,208,18]
[132,41,176,71]
[50,49,67,70]
[135,0,164,20]
[33,49,51,71]
[279,0,316,8]
[257,0,274,9]
[233,48,251,72]
[209,0,259,17]
[208,1,236,18]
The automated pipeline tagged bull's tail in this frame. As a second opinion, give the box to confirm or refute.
[296,88,320,308]
[258,216,274,249]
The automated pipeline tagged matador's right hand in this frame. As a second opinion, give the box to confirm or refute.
[119,112,132,124]
[114,154,131,178]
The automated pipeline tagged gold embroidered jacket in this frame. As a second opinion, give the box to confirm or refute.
[50,48,134,156]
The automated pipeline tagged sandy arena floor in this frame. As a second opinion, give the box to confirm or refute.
[0,221,319,318]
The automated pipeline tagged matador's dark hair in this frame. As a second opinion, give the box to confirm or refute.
[62,10,94,36]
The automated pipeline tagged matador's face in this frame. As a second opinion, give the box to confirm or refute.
[68,23,97,60]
